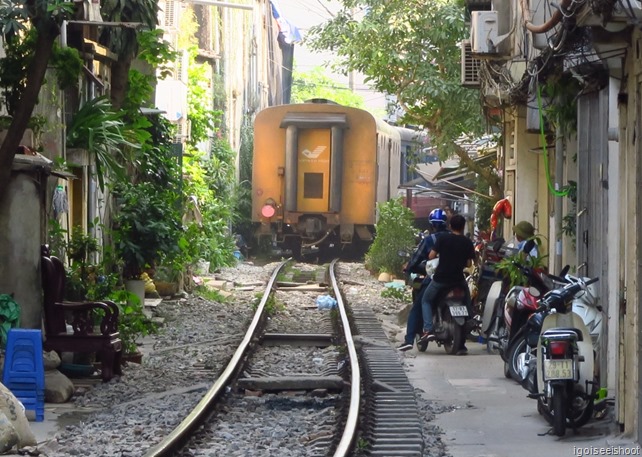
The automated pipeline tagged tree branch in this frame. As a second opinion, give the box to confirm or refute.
[0,26,58,202]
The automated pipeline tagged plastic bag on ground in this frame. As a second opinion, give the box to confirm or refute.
[316,295,337,310]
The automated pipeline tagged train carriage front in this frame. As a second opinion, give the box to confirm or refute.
[252,100,400,257]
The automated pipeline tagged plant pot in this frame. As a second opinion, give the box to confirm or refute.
[125,279,145,307]
[154,280,178,297]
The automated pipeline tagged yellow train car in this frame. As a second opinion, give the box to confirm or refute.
[252,99,401,257]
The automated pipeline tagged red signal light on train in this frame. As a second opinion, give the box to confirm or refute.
[261,205,276,218]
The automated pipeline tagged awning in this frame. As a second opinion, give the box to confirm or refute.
[432,152,496,182]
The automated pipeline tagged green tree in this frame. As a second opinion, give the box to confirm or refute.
[0,0,75,201]
[99,0,159,109]
[365,198,416,276]
[307,0,502,198]
[291,67,365,108]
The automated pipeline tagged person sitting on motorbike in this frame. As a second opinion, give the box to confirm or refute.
[512,220,538,259]
[398,209,449,352]
[419,214,476,355]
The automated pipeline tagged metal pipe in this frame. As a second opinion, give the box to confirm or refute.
[284,125,298,212]
[554,124,564,274]
[519,0,571,33]
[329,126,343,212]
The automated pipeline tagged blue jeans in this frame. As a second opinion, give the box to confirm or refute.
[421,278,470,332]
[404,280,430,345]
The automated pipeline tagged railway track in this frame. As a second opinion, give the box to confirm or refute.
[140,260,424,457]
[38,261,428,456]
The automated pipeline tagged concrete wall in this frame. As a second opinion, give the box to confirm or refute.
[503,106,548,257]
[619,28,642,438]
[0,171,45,330]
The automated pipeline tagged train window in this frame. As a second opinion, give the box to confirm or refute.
[303,173,323,199]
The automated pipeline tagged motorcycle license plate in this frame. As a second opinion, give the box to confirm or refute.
[543,359,574,380]
[449,305,469,317]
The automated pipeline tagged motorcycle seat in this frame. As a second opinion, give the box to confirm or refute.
[541,327,584,342]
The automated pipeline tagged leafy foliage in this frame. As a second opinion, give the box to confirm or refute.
[541,76,580,135]
[291,67,365,108]
[110,288,157,354]
[112,182,182,279]
[365,198,417,275]
[0,2,76,113]
[307,0,483,159]
[187,49,222,147]
[66,96,137,190]
[137,29,177,79]
[99,0,158,59]
[561,180,577,250]
[381,285,411,302]
[181,139,237,269]
[50,44,83,90]
[0,28,36,114]
[49,223,119,302]
[494,242,548,288]
[232,115,254,242]
[474,174,494,231]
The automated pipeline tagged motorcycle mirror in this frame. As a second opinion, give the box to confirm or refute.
[528,286,541,298]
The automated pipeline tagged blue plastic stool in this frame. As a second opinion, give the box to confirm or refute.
[2,329,45,421]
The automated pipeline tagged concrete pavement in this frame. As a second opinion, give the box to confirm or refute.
[400,341,637,457]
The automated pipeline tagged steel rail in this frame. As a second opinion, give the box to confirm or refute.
[143,259,290,457]
[329,259,361,457]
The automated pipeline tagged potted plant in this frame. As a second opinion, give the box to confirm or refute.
[112,182,181,300]
[108,289,157,362]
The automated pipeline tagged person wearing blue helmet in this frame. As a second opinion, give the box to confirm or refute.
[419,214,476,355]
[398,208,449,352]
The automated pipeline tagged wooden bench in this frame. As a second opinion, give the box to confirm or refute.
[41,245,123,382]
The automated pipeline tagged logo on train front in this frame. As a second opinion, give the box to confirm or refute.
[301,146,326,159]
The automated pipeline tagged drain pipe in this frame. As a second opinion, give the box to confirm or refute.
[554,122,564,274]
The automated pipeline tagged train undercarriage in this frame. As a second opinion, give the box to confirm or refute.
[254,215,373,260]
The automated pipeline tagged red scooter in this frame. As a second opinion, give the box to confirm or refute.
[482,259,564,377]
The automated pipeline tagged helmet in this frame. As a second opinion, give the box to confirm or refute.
[513,221,535,240]
[429,209,447,228]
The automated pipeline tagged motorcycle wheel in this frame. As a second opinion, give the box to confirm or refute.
[552,385,567,436]
[567,384,595,428]
[503,359,511,379]
[442,308,465,355]
[507,336,528,383]
[417,337,429,352]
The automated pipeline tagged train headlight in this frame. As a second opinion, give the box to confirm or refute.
[261,204,276,218]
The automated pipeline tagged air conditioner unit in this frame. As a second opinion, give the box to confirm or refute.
[461,40,481,88]
[471,11,500,55]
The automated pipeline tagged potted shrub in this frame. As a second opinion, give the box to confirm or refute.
[108,288,157,362]
[112,182,181,285]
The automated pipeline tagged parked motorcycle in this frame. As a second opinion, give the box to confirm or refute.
[517,275,602,436]
[481,258,558,368]
[508,271,603,383]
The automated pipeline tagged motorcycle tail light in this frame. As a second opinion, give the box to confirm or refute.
[447,289,466,299]
[549,340,569,357]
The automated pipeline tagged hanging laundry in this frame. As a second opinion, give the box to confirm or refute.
[52,185,69,220]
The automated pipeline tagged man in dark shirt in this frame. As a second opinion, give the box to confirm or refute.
[419,214,476,355]
[398,209,449,352]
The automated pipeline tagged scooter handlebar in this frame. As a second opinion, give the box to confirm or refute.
[537,276,599,312]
